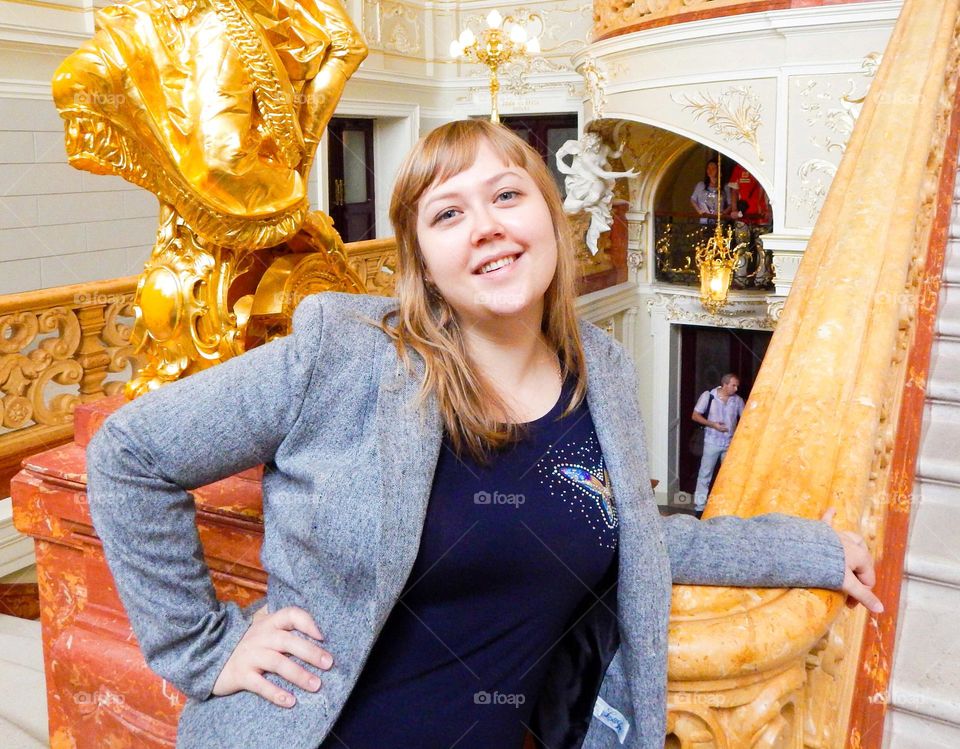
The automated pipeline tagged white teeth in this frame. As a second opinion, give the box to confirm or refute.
[479,254,518,274]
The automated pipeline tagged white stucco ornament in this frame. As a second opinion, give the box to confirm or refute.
[556,132,637,255]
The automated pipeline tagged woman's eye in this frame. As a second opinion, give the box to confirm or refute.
[434,208,458,224]
[496,190,519,202]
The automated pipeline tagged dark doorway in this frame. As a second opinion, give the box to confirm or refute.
[327,118,376,242]
[498,114,578,195]
[676,325,772,501]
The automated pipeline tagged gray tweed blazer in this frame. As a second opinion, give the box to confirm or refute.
[85,291,845,749]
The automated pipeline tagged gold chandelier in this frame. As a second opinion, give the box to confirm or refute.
[694,153,744,313]
[449,10,541,123]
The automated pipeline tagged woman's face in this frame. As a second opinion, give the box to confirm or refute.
[415,140,559,328]
[706,162,718,182]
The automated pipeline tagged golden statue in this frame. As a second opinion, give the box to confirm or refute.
[51,0,368,396]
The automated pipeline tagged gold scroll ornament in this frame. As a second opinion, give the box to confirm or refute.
[51,0,368,396]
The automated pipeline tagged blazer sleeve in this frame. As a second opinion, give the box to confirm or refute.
[661,512,846,589]
[84,294,326,701]
[611,343,846,591]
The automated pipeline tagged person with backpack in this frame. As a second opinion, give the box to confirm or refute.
[691,373,745,517]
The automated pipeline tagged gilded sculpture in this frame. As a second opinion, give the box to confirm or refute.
[51,0,368,396]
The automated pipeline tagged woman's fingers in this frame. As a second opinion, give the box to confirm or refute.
[244,671,299,708]
[254,607,330,702]
[211,605,331,706]
[821,510,884,614]
[261,649,323,696]
[843,531,877,588]
[270,606,325,641]
[279,630,334,672]
[843,567,884,614]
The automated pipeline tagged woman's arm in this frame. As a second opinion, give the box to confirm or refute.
[661,511,845,589]
[611,342,880,608]
[690,182,704,214]
[85,294,327,701]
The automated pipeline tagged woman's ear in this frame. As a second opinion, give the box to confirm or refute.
[421,261,435,286]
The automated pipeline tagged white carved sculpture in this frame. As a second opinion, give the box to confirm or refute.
[556,132,637,255]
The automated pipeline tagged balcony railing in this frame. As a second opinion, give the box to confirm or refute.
[654,211,773,288]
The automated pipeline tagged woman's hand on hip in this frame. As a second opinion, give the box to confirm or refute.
[821,508,884,614]
[212,605,333,707]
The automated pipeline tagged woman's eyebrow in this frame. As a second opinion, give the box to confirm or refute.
[422,170,526,210]
[484,169,524,185]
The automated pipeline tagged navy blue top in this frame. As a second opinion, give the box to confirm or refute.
[321,375,619,749]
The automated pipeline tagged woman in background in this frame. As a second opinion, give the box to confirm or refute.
[690,158,728,226]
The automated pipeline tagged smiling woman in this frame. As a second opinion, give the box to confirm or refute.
[83,118,880,749]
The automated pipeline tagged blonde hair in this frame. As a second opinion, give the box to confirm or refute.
[376,119,588,463]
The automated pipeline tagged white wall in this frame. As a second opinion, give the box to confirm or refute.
[0,87,155,293]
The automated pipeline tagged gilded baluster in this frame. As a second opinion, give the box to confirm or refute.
[51,0,369,396]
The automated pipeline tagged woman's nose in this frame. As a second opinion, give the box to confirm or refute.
[469,207,505,244]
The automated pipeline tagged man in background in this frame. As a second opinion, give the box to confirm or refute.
[691,373,745,517]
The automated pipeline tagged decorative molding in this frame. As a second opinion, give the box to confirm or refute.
[378,0,423,55]
[646,291,776,329]
[576,281,639,324]
[625,210,647,271]
[353,65,582,89]
[793,53,881,219]
[583,1,903,59]
[579,55,608,118]
[0,77,53,99]
[770,249,804,295]
[766,297,786,322]
[326,98,420,119]
[673,85,765,162]
[0,23,89,49]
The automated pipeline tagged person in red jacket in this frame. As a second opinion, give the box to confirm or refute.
[726,164,773,287]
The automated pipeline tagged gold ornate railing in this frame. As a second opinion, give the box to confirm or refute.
[593,0,872,41]
[0,277,139,498]
[0,238,398,498]
[664,0,960,746]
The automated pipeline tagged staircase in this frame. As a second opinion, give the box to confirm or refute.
[884,174,960,747]
[0,613,47,748]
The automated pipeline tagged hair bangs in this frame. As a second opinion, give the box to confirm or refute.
[402,121,536,211]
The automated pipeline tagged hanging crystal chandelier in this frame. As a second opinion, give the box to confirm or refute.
[694,153,744,313]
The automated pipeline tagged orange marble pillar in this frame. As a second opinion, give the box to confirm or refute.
[11,396,267,748]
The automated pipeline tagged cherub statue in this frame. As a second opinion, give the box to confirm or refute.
[556,132,638,255]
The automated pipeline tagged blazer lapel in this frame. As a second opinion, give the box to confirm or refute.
[373,351,443,619]
[581,330,640,522]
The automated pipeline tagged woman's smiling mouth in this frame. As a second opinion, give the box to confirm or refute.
[476,253,522,275]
